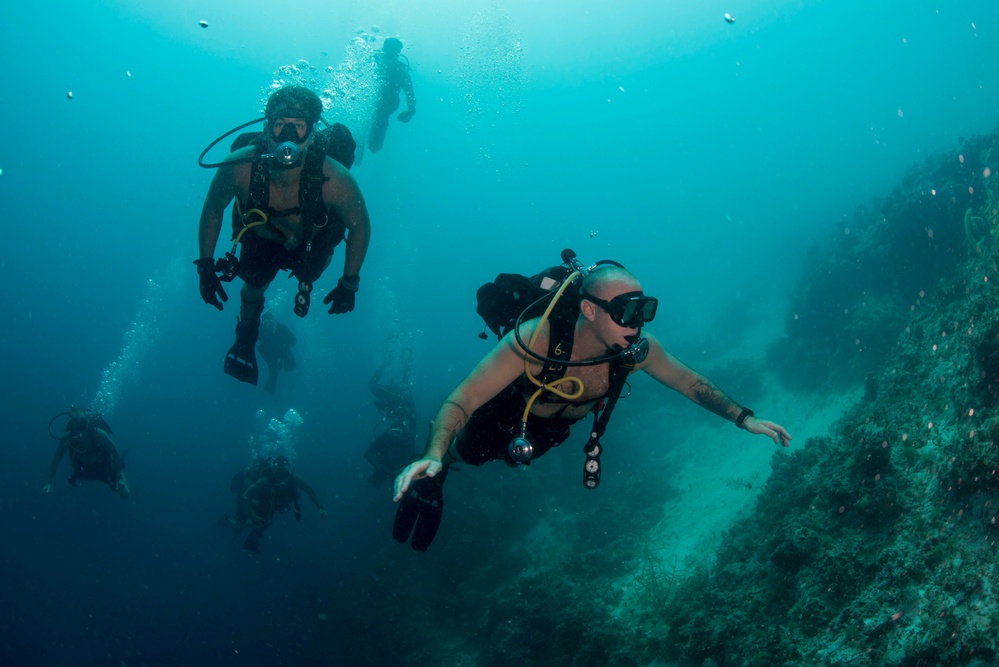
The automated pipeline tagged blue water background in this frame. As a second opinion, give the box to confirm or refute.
[1,1,997,664]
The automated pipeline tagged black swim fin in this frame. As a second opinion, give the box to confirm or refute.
[392,470,447,552]
[224,318,259,385]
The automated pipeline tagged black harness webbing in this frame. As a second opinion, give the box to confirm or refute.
[245,141,330,252]
[581,354,636,489]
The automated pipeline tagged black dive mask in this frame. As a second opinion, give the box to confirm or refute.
[269,117,312,145]
[582,290,659,329]
[271,121,312,144]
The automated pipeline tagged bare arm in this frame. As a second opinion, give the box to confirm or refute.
[637,333,742,421]
[197,152,249,259]
[46,440,69,485]
[401,73,416,114]
[323,159,370,279]
[638,332,791,446]
[393,322,543,501]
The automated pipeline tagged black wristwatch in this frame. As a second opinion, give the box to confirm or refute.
[338,275,360,292]
[735,407,754,429]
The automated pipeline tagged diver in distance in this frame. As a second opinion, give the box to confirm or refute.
[43,407,130,498]
[257,312,297,394]
[392,251,792,551]
[195,85,371,386]
[364,341,419,487]
[368,37,416,154]
[221,454,326,553]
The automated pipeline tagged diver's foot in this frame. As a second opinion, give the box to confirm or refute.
[392,469,448,552]
[224,318,259,385]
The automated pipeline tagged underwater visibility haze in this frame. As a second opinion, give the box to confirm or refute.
[2,0,999,664]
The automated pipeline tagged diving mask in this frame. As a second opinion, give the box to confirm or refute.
[265,117,311,168]
[581,290,659,329]
[269,117,312,145]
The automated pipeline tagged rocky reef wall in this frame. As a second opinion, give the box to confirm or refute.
[663,127,999,666]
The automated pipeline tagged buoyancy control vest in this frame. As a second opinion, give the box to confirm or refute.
[473,252,645,487]
[229,124,356,252]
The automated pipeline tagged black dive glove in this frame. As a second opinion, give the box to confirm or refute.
[194,258,228,311]
[324,275,359,314]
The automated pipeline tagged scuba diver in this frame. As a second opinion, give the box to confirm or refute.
[368,37,416,154]
[196,85,371,386]
[43,407,130,498]
[221,455,326,553]
[392,250,792,551]
[258,312,297,394]
[364,343,419,487]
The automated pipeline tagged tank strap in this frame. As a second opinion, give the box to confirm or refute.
[538,312,575,385]
[298,144,330,250]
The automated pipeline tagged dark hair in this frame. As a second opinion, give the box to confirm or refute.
[382,37,403,55]
[264,86,323,123]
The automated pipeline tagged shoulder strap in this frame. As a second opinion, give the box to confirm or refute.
[247,142,270,209]
[299,146,330,245]
[538,312,575,385]
[581,355,636,490]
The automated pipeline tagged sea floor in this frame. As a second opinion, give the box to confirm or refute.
[653,382,863,574]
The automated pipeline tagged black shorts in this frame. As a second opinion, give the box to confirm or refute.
[454,389,577,466]
[237,229,339,288]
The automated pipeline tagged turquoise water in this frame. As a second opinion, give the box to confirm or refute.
[2,1,998,665]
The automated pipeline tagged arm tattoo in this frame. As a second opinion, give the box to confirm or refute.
[441,400,469,444]
[443,400,470,422]
[426,400,471,459]
[690,379,734,420]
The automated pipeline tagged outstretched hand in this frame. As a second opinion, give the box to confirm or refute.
[397,110,414,123]
[393,458,442,502]
[318,507,327,520]
[745,417,792,447]
[41,483,51,494]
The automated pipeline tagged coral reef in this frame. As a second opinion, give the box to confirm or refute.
[660,129,999,664]
[768,125,999,392]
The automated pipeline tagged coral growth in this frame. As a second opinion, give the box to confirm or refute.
[768,126,999,392]
[661,128,999,664]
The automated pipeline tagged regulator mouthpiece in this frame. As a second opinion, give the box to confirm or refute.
[266,141,301,167]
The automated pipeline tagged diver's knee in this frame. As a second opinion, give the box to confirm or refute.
[240,283,268,303]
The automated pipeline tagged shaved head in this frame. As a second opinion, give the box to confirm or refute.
[581,266,642,299]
